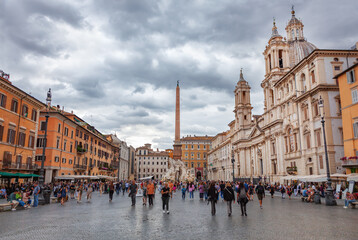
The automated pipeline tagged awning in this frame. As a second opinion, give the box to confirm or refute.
[347,173,358,182]
[0,172,39,178]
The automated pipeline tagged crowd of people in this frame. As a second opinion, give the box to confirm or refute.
[1,178,357,213]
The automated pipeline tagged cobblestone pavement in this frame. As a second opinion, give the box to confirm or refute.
[0,191,357,240]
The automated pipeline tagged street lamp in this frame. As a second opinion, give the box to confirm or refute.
[231,146,235,182]
[38,89,51,204]
[318,96,337,206]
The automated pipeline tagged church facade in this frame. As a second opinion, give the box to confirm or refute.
[208,9,358,183]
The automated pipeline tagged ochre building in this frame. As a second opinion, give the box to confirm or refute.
[335,60,358,174]
[0,71,45,182]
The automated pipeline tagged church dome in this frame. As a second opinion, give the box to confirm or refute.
[288,39,317,67]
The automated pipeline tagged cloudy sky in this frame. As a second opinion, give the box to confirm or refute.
[0,0,357,150]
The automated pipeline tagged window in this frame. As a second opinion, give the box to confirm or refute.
[58,124,61,133]
[319,156,324,169]
[353,122,358,138]
[197,145,200,149]
[69,159,73,164]
[22,104,28,117]
[62,158,66,163]
[313,102,319,117]
[28,135,35,148]
[198,163,201,168]
[305,133,311,149]
[40,121,46,131]
[54,156,59,162]
[36,138,46,148]
[56,138,60,149]
[70,143,73,153]
[315,130,322,147]
[0,93,6,108]
[0,125,3,142]
[352,89,358,104]
[309,167,313,175]
[185,145,188,149]
[347,70,356,84]
[64,141,67,151]
[191,162,194,168]
[31,109,37,121]
[7,129,16,144]
[64,127,68,136]
[18,132,26,146]
[197,153,200,159]
[11,99,18,113]
[334,66,340,71]
[71,131,73,139]
[311,70,315,83]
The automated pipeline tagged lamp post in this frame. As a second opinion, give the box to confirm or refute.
[231,146,235,182]
[318,96,337,206]
[38,89,51,204]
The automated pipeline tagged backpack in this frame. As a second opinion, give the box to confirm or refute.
[257,185,264,194]
[239,188,247,198]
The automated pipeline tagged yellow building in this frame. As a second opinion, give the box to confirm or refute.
[335,61,358,173]
[181,135,213,180]
[0,71,45,183]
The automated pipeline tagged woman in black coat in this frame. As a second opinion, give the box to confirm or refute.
[223,182,235,216]
[207,181,218,216]
[237,182,249,216]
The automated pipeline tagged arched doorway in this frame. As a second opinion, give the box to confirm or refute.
[196,171,202,180]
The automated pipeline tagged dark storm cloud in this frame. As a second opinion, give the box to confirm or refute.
[1,0,357,148]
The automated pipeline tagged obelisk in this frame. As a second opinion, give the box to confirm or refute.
[173,80,182,160]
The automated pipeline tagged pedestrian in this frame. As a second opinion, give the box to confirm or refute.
[129,180,137,206]
[147,180,155,206]
[60,184,67,206]
[70,182,76,199]
[237,182,249,216]
[77,183,83,203]
[287,185,293,200]
[207,181,218,216]
[280,184,286,199]
[142,182,148,206]
[33,182,40,207]
[248,183,254,201]
[116,182,120,195]
[161,182,170,214]
[220,181,225,201]
[87,182,93,202]
[181,184,187,199]
[255,181,265,209]
[199,182,204,200]
[109,181,114,202]
[270,184,275,198]
[204,182,208,200]
[189,182,195,199]
[223,182,235,216]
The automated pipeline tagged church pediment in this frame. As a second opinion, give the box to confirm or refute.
[249,126,263,139]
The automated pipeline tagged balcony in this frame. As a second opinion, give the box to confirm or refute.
[73,164,87,171]
[342,158,358,168]
[286,166,298,175]
[2,161,34,170]
[76,146,87,155]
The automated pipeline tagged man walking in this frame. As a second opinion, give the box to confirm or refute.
[33,182,40,207]
[255,182,265,209]
[147,180,155,206]
[129,180,137,206]
[161,182,170,214]
[109,181,114,202]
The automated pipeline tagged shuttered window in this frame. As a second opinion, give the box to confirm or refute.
[11,99,18,113]
[0,93,6,108]
[347,70,356,84]
[28,135,35,148]
[0,125,4,142]
[352,89,358,104]
[22,104,29,117]
[18,132,26,146]
[353,122,358,138]
[31,109,37,121]
[7,129,16,144]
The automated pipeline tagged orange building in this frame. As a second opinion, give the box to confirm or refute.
[181,135,213,180]
[35,108,120,182]
[335,61,358,174]
[0,71,46,182]
[166,149,173,159]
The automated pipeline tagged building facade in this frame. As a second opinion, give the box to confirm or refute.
[208,9,358,183]
[36,109,120,182]
[335,60,358,174]
[0,71,45,181]
[136,144,169,180]
[181,135,213,180]
[128,145,136,180]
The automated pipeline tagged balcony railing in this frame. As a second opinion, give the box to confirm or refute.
[342,159,358,167]
[2,161,34,170]
[73,164,87,170]
[76,146,87,155]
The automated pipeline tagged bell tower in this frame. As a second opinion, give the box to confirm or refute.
[234,69,252,131]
